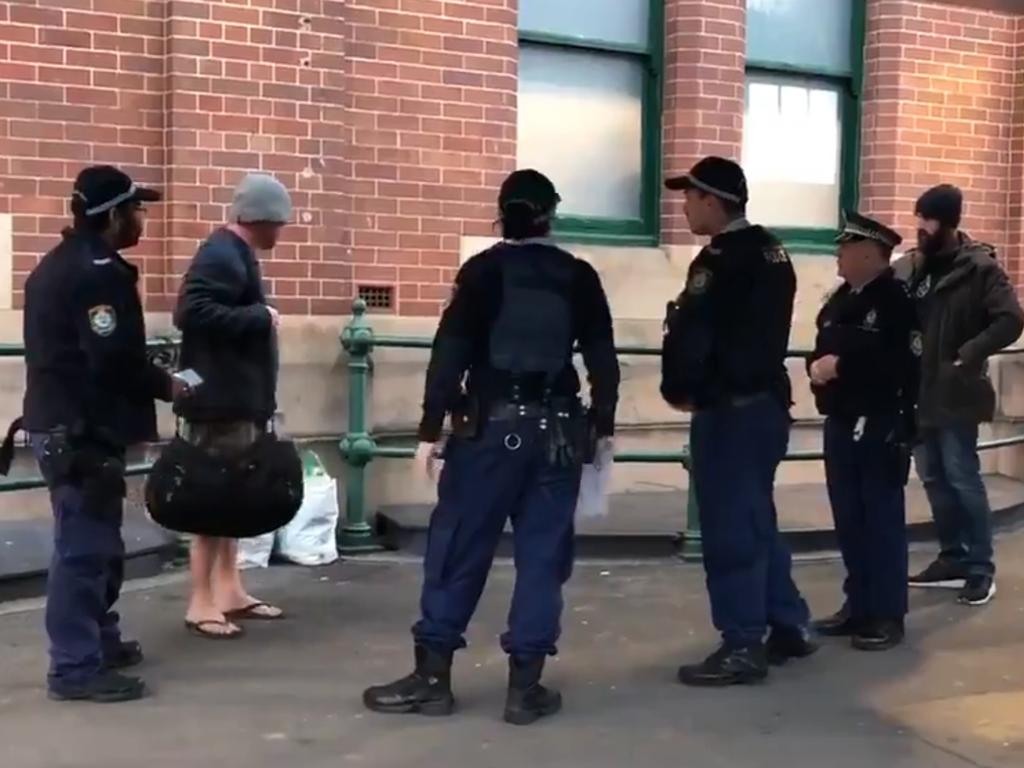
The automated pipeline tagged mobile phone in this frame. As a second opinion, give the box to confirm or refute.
[173,369,204,389]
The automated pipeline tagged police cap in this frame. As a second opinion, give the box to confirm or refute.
[499,169,561,215]
[664,156,749,206]
[835,210,903,250]
[72,165,161,217]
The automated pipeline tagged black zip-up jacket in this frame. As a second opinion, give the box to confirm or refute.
[23,229,171,446]
[173,228,278,424]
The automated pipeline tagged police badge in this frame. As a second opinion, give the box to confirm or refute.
[910,331,923,357]
[88,305,117,337]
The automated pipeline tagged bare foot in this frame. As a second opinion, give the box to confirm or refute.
[185,602,242,636]
[217,593,284,620]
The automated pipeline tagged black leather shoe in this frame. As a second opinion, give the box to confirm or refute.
[362,646,455,716]
[851,620,904,652]
[766,626,819,666]
[812,605,861,637]
[504,656,562,726]
[103,640,144,670]
[48,671,146,703]
[677,644,768,687]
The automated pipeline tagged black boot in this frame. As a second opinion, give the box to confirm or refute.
[812,604,861,637]
[103,640,144,671]
[362,646,455,716]
[677,644,768,687]
[765,625,819,666]
[851,620,904,652]
[503,656,562,726]
[48,670,146,703]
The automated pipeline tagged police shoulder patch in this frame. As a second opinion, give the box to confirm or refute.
[763,245,790,264]
[687,268,712,296]
[910,330,923,357]
[88,305,117,337]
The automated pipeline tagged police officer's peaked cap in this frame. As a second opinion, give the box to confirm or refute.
[835,210,903,250]
[664,156,748,205]
[72,165,161,216]
[498,169,561,213]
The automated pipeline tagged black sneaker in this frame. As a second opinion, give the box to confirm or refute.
[503,656,562,726]
[958,575,996,606]
[103,641,144,671]
[48,671,146,703]
[362,646,455,716]
[908,559,967,589]
[677,644,768,687]
[765,626,819,666]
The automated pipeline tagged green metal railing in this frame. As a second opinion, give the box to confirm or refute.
[339,298,1024,558]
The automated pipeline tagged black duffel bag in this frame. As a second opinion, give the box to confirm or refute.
[145,430,304,538]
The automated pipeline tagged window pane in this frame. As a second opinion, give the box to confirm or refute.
[741,73,842,229]
[746,0,852,75]
[519,0,650,49]
[518,44,644,221]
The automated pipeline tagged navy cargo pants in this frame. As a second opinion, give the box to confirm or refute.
[824,415,908,622]
[413,415,582,659]
[31,435,127,690]
[690,395,810,648]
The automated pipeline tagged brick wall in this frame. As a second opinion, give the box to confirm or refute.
[345,0,517,317]
[861,0,1019,266]
[661,0,746,247]
[1007,13,1024,284]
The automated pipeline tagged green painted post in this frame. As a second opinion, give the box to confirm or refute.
[338,299,383,554]
[680,436,702,562]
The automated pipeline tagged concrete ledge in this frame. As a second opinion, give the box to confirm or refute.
[374,475,1024,560]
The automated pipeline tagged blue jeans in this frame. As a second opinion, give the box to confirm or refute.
[414,416,581,658]
[914,425,995,577]
[690,395,810,648]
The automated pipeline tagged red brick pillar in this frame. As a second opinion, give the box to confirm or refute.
[1008,14,1024,287]
[163,0,348,315]
[661,0,746,246]
[345,0,518,317]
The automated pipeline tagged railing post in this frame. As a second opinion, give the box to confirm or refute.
[338,299,383,554]
[680,436,702,562]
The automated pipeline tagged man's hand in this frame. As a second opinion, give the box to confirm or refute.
[266,305,281,328]
[413,441,444,483]
[170,376,190,402]
[809,354,840,385]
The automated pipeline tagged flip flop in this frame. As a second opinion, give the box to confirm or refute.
[224,602,285,621]
[185,619,246,640]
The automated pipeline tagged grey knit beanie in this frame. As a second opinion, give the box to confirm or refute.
[230,173,292,224]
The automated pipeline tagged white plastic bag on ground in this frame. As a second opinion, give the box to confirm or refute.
[274,450,340,566]
[575,438,614,520]
[237,533,275,569]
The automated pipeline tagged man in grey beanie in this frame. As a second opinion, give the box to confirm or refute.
[173,172,292,638]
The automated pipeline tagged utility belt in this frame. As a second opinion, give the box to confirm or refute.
[450,393,592,468]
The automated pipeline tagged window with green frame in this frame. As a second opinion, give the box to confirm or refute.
[742,0,867,253]
[516,0,664,245]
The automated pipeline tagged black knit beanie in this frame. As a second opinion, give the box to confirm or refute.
[915,184,963,229]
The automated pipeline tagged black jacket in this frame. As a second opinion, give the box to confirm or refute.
[418,240,619,442]
[808,269,920,427]
[23,229,172,446]
[173,228,278,424]
[895,236,1024,427]
[661,223,796,410]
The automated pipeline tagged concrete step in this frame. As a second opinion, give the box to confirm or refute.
[375,474,1024,560]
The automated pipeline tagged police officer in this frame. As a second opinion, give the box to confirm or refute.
[662,157,815,686]
[362,169,620,725]
[14,166,184,701]
[808,212,919,651]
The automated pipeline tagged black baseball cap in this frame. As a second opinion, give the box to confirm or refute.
[665,156,749,205]
[498,169,561,213]
[72,165,161,217]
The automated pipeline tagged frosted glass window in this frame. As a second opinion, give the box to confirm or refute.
[746,0,853,75]
[742,73,842,229]
[519,0,650,49]
[517,44,644,220]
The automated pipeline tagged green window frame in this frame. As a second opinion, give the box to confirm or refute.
[517,1,665,246]
[744,1,867,254]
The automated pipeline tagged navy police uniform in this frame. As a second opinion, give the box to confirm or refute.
[662,157,812,685]
[14,167,170,699]
[809,212,919,649]
[364,170,619,724]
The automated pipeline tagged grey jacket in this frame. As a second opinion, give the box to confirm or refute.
[894,236,1024,428]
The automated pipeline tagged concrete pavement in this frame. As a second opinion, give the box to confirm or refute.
[2,538,1024,768]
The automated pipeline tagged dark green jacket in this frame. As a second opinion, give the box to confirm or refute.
[894,236,1024,428]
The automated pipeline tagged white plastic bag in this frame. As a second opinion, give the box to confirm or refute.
[236,533,275,569]
[274,451,340,566]
[575,439,614,519]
